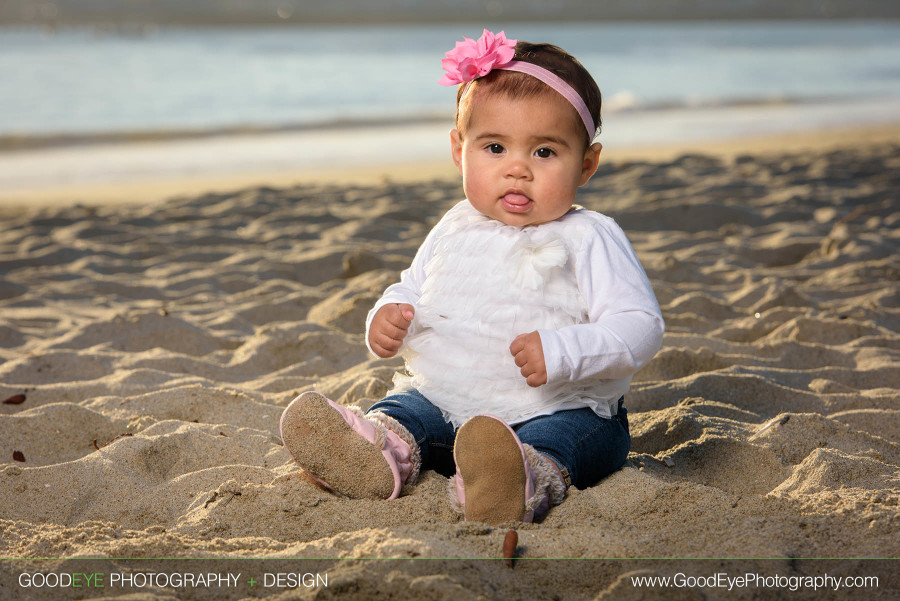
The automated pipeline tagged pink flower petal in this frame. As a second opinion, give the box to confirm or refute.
[439,29,519,86]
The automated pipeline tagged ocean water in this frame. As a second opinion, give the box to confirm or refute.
[1,21,899,139]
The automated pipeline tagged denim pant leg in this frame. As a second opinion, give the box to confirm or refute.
[367,389,458,478]
[513,399,630,489]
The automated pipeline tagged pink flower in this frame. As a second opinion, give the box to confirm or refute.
[438,29,517,86]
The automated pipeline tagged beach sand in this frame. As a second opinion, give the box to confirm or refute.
[1,126,898,599]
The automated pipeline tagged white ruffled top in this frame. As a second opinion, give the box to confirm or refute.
[366,200,664,428]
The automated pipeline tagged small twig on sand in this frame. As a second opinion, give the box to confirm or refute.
[92,433,133,451]
[3,394,26,405]
[503,529,518,568]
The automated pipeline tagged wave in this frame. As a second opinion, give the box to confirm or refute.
[1,93,895,153]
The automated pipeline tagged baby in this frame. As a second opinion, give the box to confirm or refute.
[280,30,664,524]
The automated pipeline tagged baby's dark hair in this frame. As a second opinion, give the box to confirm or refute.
[455,41,602,147]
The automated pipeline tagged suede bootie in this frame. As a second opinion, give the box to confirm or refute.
[280,391,420,499]
[449,414,566,524]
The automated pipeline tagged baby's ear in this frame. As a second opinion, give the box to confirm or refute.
[450,129,463,175]
[579,142,603,186]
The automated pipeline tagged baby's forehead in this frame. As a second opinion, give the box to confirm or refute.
[462,84,585,141]
[467,74,557,105]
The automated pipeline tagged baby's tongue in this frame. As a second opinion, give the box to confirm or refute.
[503,193,530,206]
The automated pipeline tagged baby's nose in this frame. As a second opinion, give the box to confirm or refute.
[505,156,532,179]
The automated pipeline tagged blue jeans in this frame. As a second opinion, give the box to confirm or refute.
[367,389,630,489]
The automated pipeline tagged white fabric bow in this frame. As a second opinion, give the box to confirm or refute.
[510,238,568,289]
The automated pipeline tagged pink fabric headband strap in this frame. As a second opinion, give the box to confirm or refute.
[496,60,595,139]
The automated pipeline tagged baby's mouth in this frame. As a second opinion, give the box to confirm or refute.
[500,192,533,213]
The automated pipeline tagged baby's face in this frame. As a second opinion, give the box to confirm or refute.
[451,90,601,227]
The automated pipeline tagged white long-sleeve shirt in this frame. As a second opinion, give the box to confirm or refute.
[365,200,664,426]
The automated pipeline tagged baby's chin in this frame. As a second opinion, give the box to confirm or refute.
[491,206,571,227]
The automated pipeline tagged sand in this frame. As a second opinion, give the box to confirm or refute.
[1,127,899,600]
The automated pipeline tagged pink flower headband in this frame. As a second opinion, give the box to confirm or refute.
[439,29,596,139]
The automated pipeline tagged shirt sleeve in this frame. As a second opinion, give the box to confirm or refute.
[538,216,665,383]
[364,221,440,357]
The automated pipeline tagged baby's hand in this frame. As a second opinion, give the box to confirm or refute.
[509,332,547,387]
[369,303,415,358]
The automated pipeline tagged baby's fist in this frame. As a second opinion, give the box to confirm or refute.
[509,331,547,387]
[369,303,415,358]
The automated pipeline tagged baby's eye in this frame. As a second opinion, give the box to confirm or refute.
[486,143,504,154]
[535,147,555,159]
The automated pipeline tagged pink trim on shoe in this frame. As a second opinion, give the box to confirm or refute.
[380,427,412,500]
[368,411,421,493]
